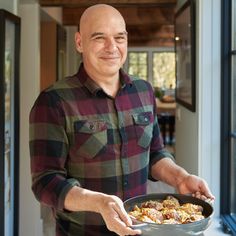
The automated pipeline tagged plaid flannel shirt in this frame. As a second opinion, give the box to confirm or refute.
[29,64,174,235]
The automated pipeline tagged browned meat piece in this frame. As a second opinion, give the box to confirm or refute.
[166,195,180,206]
[189,214,205,222]
[141,200,163,211]
[161,196,180,209]
[176,209,191,223]
[141,208,164,223]
[180,203,203,215]
[162,208,180,221]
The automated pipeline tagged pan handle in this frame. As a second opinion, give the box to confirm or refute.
[130,216,148,230]
[130,217,149,231]
[131,222,149,230]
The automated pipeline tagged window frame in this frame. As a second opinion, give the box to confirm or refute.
[124,47,175,87]
[127,51,149,80]
[220,0,236,234]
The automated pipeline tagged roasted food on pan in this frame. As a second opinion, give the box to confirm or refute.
[128,195,205,224]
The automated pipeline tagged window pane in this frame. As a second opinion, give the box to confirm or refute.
[231,55,236,215]
[138,65,147,77]
[129,53,138,64]
[128,52,148,80]
[231,139,236,215]
[128,65,138,76]
[139,54,147,64]
[152,52,176,89]
[233,0,236,50]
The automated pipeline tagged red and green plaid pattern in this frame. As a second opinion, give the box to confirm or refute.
[29,64,173,235]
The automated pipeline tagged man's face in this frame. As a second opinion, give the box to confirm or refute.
[75,9,128,79]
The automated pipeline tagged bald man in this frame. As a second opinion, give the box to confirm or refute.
[30,4,214,236]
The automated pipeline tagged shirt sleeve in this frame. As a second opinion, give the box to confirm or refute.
[148,87,175,181]
[29,90,80,210]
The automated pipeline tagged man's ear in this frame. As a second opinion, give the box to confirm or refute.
[75,32,83,53]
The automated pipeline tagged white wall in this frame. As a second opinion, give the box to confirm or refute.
[18,3,43,236]
[197,0,221,216]
[175,0,221,216]
[66,26,80,76]
[0,0,17,13]
[42,6,62,23]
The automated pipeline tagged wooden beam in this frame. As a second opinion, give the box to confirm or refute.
[40,0,176,7]
[62,7,175,26]
[40,0,176,47]
[128,37,174,47]
[128,25,174,42]
[127,25,174,37]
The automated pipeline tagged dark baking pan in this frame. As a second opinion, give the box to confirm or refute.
[124,193,214,236]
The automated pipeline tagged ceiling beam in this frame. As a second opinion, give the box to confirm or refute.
[62,6,175,26]
[40,0,176,7]
[40,0,176,47]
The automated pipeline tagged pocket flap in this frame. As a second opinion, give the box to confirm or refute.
[74,120,107,133]
[132,112,153,125]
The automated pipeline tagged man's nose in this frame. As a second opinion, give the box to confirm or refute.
[104,38,117,51]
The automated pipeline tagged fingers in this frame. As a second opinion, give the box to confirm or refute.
[200,182,215,200]
[99,195,142,235]
[179,175,215,202]
[106,211,142,235]
[111,200,142,235]
[112,199,132,226]
[191,177,215,203]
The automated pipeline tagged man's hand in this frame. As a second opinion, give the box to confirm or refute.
[98,194,142,236]
[64,187,141,236]
[176,174,215,202]
[151,158,215,202]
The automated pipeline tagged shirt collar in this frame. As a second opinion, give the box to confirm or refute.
[76,63,133,96]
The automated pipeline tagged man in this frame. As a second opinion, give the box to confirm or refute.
[29,4,214,236]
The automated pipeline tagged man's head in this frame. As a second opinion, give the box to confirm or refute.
[75,4,128,80]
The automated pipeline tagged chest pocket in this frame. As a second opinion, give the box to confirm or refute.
[132,111,154,148]
[72,120,107,159]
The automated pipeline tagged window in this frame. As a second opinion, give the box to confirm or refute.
[153,52,176,89]
[128,52,148,80]
[221,0,236,234]
[124,48,175,91]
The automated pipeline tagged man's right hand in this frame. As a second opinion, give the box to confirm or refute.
[97,194,142,236]
[64,187,141,236]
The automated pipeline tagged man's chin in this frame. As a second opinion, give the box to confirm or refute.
[101,64,120,73]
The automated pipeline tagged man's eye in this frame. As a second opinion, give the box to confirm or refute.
[94,36,105,41]
[115,36,127,42]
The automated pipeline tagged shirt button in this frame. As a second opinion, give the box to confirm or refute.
[124,181,128,186]
[89,124,95,130]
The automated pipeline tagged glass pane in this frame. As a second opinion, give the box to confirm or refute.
[138,65,147,77]
[231,138,236,215]
[128,65,138,75]
[231,55,236,215]
[129,53,138,64]
[152,52,176,89]
[128,52,148,80]
[232,0,236,50]
[4,19,15,236]
[138,53,147,64]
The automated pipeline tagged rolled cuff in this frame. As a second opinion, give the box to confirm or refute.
[58,178,80,210]
[148,150,175,181]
